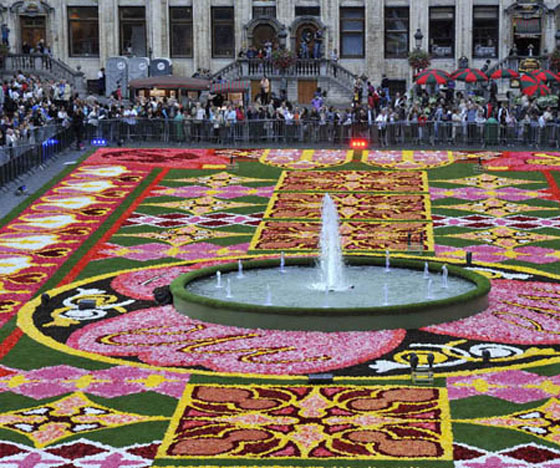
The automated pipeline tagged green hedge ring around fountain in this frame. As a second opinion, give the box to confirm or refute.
[170,257,491,332]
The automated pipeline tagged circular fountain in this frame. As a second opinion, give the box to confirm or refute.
[171,195,490,331]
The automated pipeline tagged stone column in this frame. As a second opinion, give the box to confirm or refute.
[99,0,119,60]
[457,0,473,62]
[365,0,384,83]
[276,0,293,29]
[409,0,429,54]
[320,0,335,57]
[51,3,64,60]
[543,12,556,55]
[499,4,509,63]
[235,0,248,53]
[192,0,211,71]
[148,0,170,59]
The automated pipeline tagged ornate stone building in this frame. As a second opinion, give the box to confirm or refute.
[2,0,560,94]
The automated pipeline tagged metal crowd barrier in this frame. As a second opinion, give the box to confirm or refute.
[90,118,560,149]
[0,125,74,189]
[2,118,559,189]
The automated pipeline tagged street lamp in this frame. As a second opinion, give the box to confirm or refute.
[278,27,288,50]
[414,28,423,51]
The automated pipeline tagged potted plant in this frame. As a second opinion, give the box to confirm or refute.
[408,49,431,72]
[271,49,296,71]
[549,48,560,74]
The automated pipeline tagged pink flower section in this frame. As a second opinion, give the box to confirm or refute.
[0,365,189,399]
[111,260,240,300]
[447,370,560,403]
[423,280,560,345]
[66,306,406,375]
[434,245,560,264]
[430,187,548,202]
[96,242,250,262]
[486,151,560,171]
[150,185,275,199]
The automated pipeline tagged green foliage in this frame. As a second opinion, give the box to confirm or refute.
[408,49,431,71]
[549,47,560,73]
[271,48,297,70]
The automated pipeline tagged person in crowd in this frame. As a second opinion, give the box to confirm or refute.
[1,24,10,46]
[97,68,106,96]
[260,75,270,106]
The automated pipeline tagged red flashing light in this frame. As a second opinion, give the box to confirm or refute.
[350,138,368,149]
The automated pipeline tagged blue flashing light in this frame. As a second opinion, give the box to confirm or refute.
[91,138,108,146]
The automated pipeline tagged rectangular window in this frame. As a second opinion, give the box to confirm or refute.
[473,6,498,58]
[295,6,320,17]
[429,7,454,58]
[119,7,146,57]
[253,6,276,18]
[212,7,235,58]
[340,7,364,58]
[385,7,409,58]
[68,7,99,57]
[170,7,193,57]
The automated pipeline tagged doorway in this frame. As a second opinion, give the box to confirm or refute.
[252,24,276,51]
[20,15,46,51]
[295,23,318,59]
[514,37,541,57]
[298,80,317,104]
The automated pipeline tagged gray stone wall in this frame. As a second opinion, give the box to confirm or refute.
[2,0,559,87]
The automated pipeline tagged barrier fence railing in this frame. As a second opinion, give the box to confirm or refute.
[2,118,559,188]
[0,125,74,190]
[89,118,560,149]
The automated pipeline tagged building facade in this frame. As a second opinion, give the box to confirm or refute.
[2,0,560,87]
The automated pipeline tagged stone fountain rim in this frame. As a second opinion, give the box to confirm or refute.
[170,257,491,331]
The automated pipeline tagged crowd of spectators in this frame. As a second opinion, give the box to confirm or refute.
[0,72,78,148]
[2,68,560,151]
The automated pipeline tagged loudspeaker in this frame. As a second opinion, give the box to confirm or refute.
[150,58,172,76]
[128,57,149,82]
[153,286,173,305]
[41,293,50,308]
[308,373,334,384]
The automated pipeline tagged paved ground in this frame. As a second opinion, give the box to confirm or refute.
[0,146,87,219]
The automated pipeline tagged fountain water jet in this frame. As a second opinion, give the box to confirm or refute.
[312,194,349,292]
[442,265,449,289]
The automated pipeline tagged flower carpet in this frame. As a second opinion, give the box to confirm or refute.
[0,148,559,467]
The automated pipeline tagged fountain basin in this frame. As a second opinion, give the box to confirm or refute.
[171,257,491,332]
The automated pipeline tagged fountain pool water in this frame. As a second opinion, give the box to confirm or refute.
[188,264,474,309]
[171,194,491,331]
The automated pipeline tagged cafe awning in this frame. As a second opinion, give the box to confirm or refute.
[210,80,251,93]
[128,76,211,90]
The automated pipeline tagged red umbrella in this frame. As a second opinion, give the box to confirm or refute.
[414,69,450,85]
[521,82,551,97]
[451,68,489,83]
[490,68,519,79]
[532,70,560,82]
[519,73,541,88]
